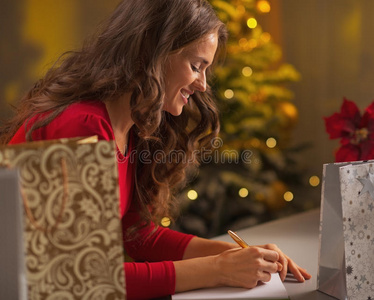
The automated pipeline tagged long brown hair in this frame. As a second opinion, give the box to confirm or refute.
[0,0,227,230]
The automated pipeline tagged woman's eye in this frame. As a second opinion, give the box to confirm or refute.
[191,64,201,73]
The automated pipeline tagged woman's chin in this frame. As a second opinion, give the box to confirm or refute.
[163,106,184,116]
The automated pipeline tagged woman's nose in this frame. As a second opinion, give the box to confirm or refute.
[194,72,207,92]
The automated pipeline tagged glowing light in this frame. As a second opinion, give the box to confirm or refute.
[224,89,234,99]
[248,39,258,48]
[250,138,261,148]
[257,0,271,13]
[261,32,271,43]
[239,38,248,47]
[266,137,277,148]
[242,66,253,77]
[187,189,198,200]
[247,18,257,29]
[284,191,294,202]
[309,176,320,187]
[239,188,249,198]
[161,217,171,227]
[237,5,246,14]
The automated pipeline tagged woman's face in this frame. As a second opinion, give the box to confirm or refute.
[163,32,218,116]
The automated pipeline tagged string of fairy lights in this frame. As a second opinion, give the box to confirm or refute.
[160,0,321,228]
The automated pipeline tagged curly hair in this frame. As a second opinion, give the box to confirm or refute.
[0,0,228,232]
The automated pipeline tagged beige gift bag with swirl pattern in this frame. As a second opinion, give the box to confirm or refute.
[0,137,126,300]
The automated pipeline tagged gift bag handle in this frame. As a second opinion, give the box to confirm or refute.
[21,157,69,233]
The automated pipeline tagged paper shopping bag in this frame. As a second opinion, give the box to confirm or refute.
[318,160,374,300]
[0,137,126,300]
[339,162,374,300]
[0,168,27,300]
[318,161,349,300]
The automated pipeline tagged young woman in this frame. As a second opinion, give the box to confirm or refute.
[1,0,311,299]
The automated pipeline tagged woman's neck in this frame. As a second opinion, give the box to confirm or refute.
[105,94,134,155]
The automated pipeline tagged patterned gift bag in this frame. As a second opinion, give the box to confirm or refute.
[339,162,374,300]
[0,137,126,300]
[318,160,374,300]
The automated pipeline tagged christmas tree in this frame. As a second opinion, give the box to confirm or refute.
[169,0,314,237]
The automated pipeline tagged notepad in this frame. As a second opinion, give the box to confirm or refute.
[172,272,289,300]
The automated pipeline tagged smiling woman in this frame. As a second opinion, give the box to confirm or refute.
[163,33,218,116]
[0,0,310,299]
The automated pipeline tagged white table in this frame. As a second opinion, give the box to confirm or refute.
[212,209,336,300]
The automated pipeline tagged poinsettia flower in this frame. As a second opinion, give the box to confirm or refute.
[324,98,374,162]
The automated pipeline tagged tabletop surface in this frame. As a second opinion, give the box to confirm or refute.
[212,208,337,300]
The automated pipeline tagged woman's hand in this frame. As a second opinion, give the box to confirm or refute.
[214,246,280,289]
[258,244,312,282]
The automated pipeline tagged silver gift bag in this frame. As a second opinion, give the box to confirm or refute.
[339,162,374,299]
[318,160,374,300]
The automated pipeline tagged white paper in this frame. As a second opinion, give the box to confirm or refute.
[172,273,289,300]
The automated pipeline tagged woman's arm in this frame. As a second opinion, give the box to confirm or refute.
[178,236,312,292]
[174,245,280,292]
[182,236,237,259]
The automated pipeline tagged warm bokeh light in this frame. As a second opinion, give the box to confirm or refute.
[281,102,298,119]
[238,188,249,198]
[257,0,271,13]
[242,66,253,77]
[260,32,271,43]
[247,18,257,29]
[161,217,171,227]
[237,5,246,14]
[284,191,294,202]
[187,189,198,200]
[250,138,261,148]
[224,89,234,99]
[239,38,248,47]
[266,137,277,148]
[309,175,320,187]
[248,39,258,48]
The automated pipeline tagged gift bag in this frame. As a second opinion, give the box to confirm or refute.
[339,162,374,299]
[0,168,27,300]
[0,137,126,300]
[318,160,374,300]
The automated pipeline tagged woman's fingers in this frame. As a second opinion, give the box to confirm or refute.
[286,255,312,281]
[260,244,288,280]
[258,270,272,283]
[261,247,279,263]
[259,244,311,282]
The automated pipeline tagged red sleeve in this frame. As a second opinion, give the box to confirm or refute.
[8,102,114,144]
[32,107,114,142]
[122,203,194,262]
[121,176,195,300]
[124,261,175,300]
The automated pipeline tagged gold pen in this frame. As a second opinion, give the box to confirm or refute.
[228,230,249,248]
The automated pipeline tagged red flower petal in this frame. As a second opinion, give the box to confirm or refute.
[359,140,374,160]
[324,113,346,138]
[335,144,360,162]
[340,98,360,121]
[361,101,374,130]
[324,98,361,140]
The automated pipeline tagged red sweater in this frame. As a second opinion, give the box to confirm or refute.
[9,101,194,300]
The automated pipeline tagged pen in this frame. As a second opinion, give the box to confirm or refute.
[228,230,249,248]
